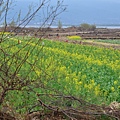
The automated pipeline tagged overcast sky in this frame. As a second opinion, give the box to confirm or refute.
[69,0,120,24]
[13,0,120,25]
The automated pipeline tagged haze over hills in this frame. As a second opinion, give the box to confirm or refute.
[1,0,120,27]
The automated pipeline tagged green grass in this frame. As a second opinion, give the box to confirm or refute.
[95,39,120,44]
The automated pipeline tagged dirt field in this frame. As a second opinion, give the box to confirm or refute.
[1,26,120,40]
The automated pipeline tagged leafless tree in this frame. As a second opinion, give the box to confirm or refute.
[0,0,66,118]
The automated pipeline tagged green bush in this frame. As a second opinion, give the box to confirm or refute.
[80,23,96,31]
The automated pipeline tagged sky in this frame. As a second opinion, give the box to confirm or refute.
[3,0,120,26]
[60,0,120,25]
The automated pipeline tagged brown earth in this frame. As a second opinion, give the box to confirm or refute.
[16,26,120,49]
[1,26,120,39]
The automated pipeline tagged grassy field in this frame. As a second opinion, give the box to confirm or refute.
[92,39,120,44]
[66,35,120,44]
[1,36,120,113]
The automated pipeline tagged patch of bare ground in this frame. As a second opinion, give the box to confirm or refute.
[0,111,15,120]
[81,41,120,50]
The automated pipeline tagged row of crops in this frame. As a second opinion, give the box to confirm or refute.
[0,36,120,113]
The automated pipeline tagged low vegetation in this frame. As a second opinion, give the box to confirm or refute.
[80,23,96,31]
[67,35,82,40]
[1,36,120,116]
[96,39,120,44]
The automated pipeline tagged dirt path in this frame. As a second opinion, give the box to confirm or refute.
[80,40,120,50]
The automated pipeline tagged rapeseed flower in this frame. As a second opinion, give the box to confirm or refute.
[73,78,78,84]
[67,36,81,40]
[114,80,118,85]
[88,84,93,90]
[90,79,95,86]
[111,87,115,92]
[84,84,88,89]
[79,81,82,85]
[94,85,100,96]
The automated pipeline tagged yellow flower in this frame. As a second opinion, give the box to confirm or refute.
[114,80,118,85]
[90,79,94,83]
[79,81,82,85]
[67,36,81,40]
[111,87,115,92]
[95,90,99,96]
[90,79,95,86]
[94,85,100,96]
[84,84,88,88]
[34,67,41,76]
[88,84,93,90]
[73,78,78,83]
